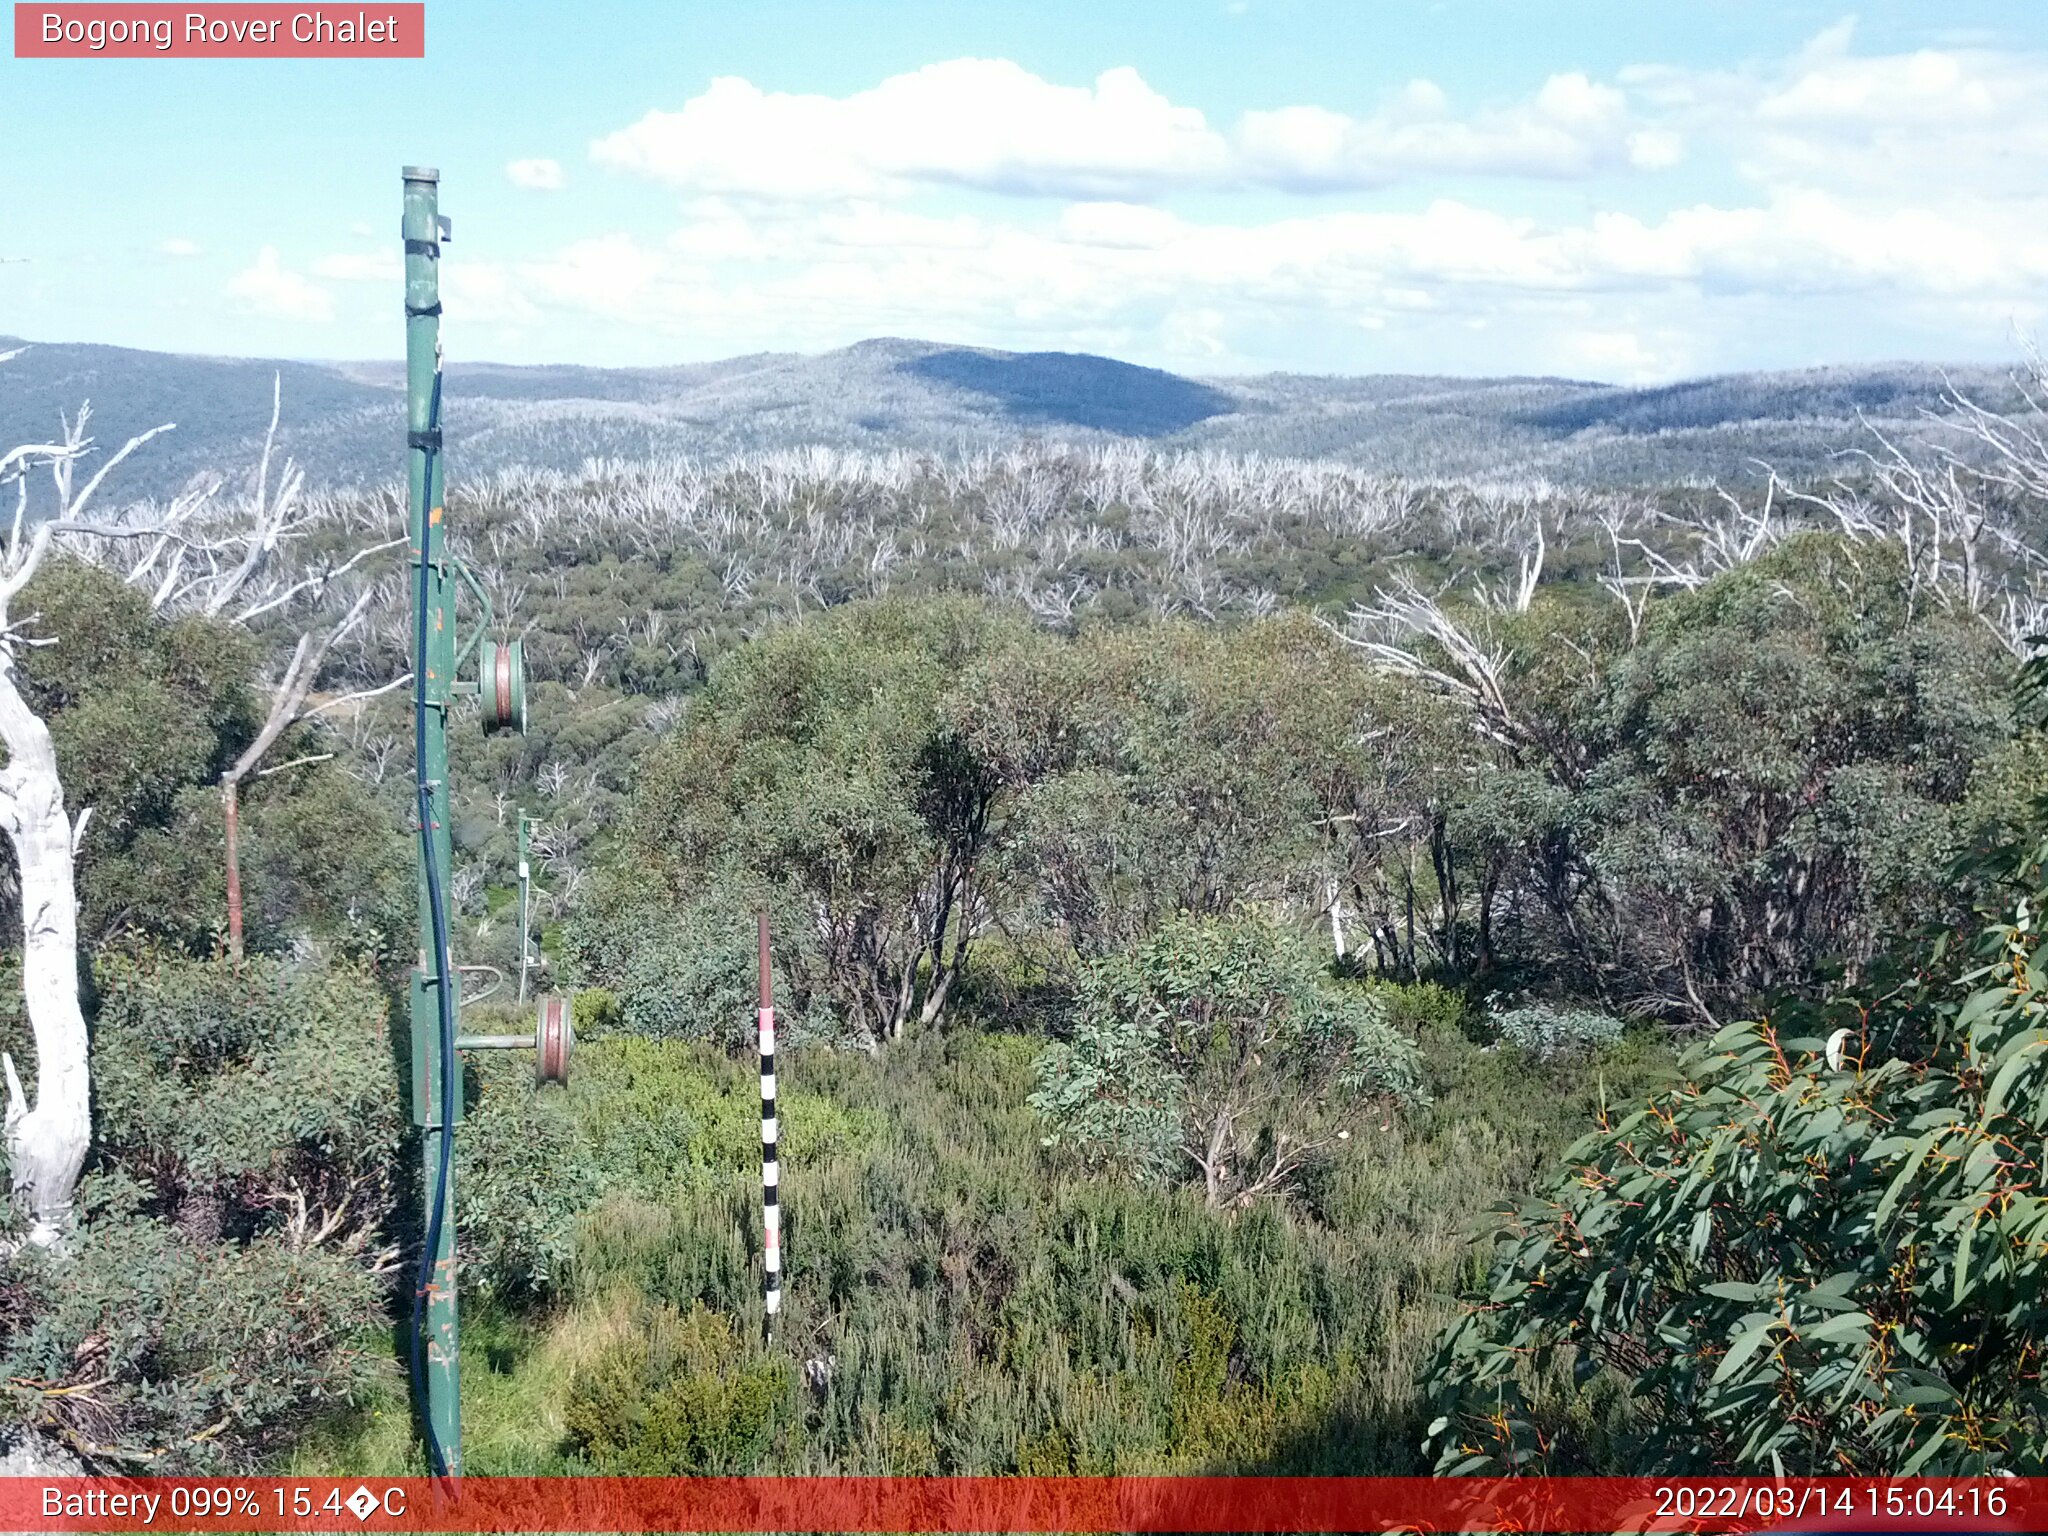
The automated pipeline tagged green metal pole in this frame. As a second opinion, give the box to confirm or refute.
[517,814,531,1004]
[403,164,462,1476]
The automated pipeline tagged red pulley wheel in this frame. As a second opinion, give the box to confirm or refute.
[494,645,513,725]
[535,995,572,1086]
[479,639,527,736]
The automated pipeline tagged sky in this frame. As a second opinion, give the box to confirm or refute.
[3,0,2047,382]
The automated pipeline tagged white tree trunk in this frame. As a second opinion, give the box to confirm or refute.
[0,662,91,1247]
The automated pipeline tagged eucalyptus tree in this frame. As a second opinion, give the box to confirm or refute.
[953,612,1450,972]
[622,595,1040,1049]
[1422,645,2048,1472]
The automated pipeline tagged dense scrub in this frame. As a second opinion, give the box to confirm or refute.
[0,559,409,963]
[2,953,400,1467]
[0,565,409,1470]
[11,363,2048,1474]
[301,989,1674,1476]
[571,545,2018,1046]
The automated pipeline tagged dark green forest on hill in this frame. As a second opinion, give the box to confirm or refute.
[5,357,2048,1476]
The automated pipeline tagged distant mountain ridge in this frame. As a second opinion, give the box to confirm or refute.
[0,333,2024,504]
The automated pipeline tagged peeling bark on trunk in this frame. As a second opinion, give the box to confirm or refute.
[0,664,91,1247]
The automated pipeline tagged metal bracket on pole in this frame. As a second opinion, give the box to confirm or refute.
[456,995,574,1086]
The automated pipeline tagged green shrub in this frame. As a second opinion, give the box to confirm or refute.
[1421,651,2048,1473]
[90,950,401,1247]
[1486,1000,1626,1061]
[1360,978,1471,1040]
[562,1297,793,1473]
[457,1036,880,1304]
[573,987,623,1036]
[279,1013,1674,1478]
[3,953,404,1468]
[564,884,836,1050]
[1032,911,1426,1207]
[459,1048,603,1301]
[0,1178,386,1471]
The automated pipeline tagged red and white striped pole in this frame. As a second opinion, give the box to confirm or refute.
[758,913,781,1340]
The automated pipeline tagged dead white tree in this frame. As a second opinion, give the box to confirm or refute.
[1335,572,1525,750]
[1475,516,1546,614]
[0,387,183,1245]
[1772,381,2048,652]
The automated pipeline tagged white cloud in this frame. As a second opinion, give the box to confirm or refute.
[1561,328,1672,384]
[1237,72,1646,187]
[311,251,398,281]
[159,238,201,258]
[815,203,989,250]
[1743,45,2048,199]
[309,244,541,325]
[1057,202,1183,249]
[369,29,2048,378]
[507,157,566,191]
[414,176,2048,378]
[1625,129,1684,170]
[594,60,1230,201]
[1622,24,2048,207]
[592,59,1661,201]
[226,247,333,323]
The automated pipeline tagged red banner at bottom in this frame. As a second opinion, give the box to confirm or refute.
[2,1476,2041,1533]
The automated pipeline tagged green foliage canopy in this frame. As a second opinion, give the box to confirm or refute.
[1421,646,2048,1473]
[1033,912,1425,1207]
[597,597,1039,1047]
[1,557,408,962]
[959,614,1445,968]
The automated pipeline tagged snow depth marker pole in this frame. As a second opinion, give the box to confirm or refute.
[759,912,782,1341]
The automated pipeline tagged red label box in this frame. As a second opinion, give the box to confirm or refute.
[13,4,425,57]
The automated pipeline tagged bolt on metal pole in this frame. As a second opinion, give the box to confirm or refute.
[404,163,462,1476]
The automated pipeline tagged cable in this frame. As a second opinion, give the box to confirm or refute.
[408,358,459,1482]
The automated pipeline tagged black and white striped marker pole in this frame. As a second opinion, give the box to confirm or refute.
[758,913,781,1340]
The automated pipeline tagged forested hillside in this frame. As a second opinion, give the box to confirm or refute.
[1,334,2028,501]
[4,350,2048,1475]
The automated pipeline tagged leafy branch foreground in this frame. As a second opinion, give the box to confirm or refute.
[1425,652,2048,1473]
